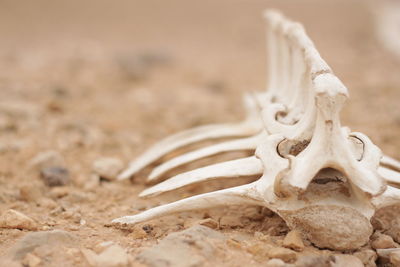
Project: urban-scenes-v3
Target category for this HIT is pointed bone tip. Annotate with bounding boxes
[138,189,156,198]
[148,169,162,181]
[111,216,135,225]
[117,165,142,180]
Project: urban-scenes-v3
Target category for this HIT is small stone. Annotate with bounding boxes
[40,166,70,187]
[128,226,148,239]
[198,218,219,229]
[50,187,70,198]
[246,242,272,262]
[93,241,114,254]
[265,258,286,267]
[138,225,226,267]
[296,255,332,267]
[82,245,129,267]
[9,230,77,260]
[0,209,38,230]
[29,150,64,170]
[219,215,244,228]
[267,247,297,263]
[371,232,397,249]
[353,249,377,267]
[283,230,304,251]
[21,253,41,267]
[37,198,58,209]
[19,184,42,202]
[92,157,123,181]
[390,250,400,266]
[226,239,242,249]
[331,254,363,267]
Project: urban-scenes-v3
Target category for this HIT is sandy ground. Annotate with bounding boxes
[0,0,399,266]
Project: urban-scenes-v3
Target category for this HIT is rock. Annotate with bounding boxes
[283,230,304,251]
[92,157,123,181]
[185,218,219,229]
[330,254,363,267]
[21,253,41,267]
[19,183,43,202]
[265,258,286,267]
[128,226,148,239]
[282,206,372,250]
[390,250,400,266]
[40,166,70,187]
[9,230,77,260]
[219,215,244,228]
[198,218,219,229]
[138,225,226,267]
[0,209,38,230]
[82,245,130,267]
[226,239,242,249]
[29,150,64,170]
[376,248,400,259]
[353,249,377,267]
[49,186,70,198]
[267,247,297,263]
[93,241,115,254]
[371,232,397,249]
[296,255,332,267]
[372,204,400,243]
[246,242,272,262]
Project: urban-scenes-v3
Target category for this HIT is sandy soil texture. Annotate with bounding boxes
[0,0,399,266]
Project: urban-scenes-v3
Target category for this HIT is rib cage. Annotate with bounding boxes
[113,10,400,251]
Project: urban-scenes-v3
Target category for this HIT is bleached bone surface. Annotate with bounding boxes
[114,10,400,251]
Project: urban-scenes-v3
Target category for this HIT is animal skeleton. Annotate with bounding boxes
[113,10,400,250]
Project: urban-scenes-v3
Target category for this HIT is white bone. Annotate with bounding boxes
[113,9,400,251]
[140,156,263,197]
[112,183,264,225]
[148,132,264,181]
[381,154,400,172]
[118,94,262,180]
[378,166,400,184]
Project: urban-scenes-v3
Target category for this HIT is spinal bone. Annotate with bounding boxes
[113,10,400,250]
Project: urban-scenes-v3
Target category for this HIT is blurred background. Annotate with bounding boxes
[0,0,399,174]
[0,0,400,264]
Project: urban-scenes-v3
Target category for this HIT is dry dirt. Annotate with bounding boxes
[0,0,399,266]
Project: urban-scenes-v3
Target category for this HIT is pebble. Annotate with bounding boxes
[267,247,297,263]
[9,230,77,260]
[50,187,70,198]
[390,250,400,266]
[283,230,304,252]
[40,166,70,187]
[19,184,42,202]
[353,249,377,267]
[0,209,38,231]
[246,242,272,262]
[331,254,363,267]
[21,253,41,267]
[92,157,124,181]
[128,226,148,239]
[198,218,219,229]
[265,258,286,267]
[82,245,130,267]
[371,232,397,249]
[138,225,226,267]
[29,150,64,170]
[185,218,219,229]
